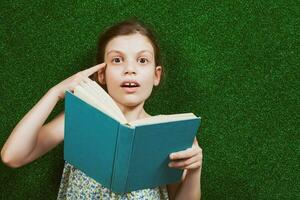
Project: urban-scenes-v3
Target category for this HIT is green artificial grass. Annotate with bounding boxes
[0,1,299,199]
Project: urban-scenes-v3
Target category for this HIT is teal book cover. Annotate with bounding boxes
[64,90,201,194]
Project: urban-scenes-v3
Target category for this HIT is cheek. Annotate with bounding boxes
[143,68,156,84]
[105,66,118,83]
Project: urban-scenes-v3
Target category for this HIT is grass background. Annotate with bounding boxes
[0,0,299,199]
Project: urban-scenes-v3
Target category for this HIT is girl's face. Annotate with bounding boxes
[98,33,162,108]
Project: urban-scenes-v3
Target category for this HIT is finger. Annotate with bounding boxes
[193,137,199,146]
[79,79,86,87]
[170,147,199,160]
[71,82,82,92]
[185,161,202,170]
[169,154,200,168]
[171,152,202,168]
[76,73,91,85]
[83,63,106,77]
[83,76,93,83]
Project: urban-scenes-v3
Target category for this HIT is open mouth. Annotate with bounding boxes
[120,81,140,88]
[120,81,140,93]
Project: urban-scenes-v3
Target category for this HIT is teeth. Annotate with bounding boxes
[123,82,137,86]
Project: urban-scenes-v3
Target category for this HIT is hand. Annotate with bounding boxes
[168,137,203,170]
[51,63,106,100]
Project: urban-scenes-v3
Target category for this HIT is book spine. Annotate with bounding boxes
[110,124,135,194]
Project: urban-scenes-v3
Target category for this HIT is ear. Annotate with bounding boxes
[154,66,162,86]
[97,66,106,85]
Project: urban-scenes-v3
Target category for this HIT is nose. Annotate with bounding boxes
[123,61,137,75]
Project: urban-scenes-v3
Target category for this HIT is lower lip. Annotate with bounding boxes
[121,86,139,93]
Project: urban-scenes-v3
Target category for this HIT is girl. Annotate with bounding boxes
[1,18,203,200]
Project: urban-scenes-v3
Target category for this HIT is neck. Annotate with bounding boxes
[115,100,150,123]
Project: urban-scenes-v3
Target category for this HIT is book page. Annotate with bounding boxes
[78,80,127,124]
[73,82,127,124]
[129,113,198,126]
[87,80,127,123]
[73,84,119,121]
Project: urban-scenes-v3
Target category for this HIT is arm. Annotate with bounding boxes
[1,88,63,168]
[1,63,107,168]
[166,169,187,200]
[167,138,203,200]
[174,168,202,199]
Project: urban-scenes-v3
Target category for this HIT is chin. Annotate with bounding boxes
[110,95,143,108]
[120,98,145,107]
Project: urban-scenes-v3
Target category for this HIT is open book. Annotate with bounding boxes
[63,78,201,194]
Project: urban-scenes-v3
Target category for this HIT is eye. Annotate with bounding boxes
[138,57,149,64]
[112,57,123,64]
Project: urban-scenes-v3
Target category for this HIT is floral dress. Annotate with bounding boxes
[57,161,170,200]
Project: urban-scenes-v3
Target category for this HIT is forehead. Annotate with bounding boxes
[105,33,154,55]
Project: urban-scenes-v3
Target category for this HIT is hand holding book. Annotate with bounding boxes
[169,137,203,170]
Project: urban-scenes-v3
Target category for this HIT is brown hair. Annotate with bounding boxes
[91,17,164,90]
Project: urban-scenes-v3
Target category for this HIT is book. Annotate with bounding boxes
[63,78,201,194]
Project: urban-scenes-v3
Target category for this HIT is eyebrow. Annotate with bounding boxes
[106,50,153,56]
